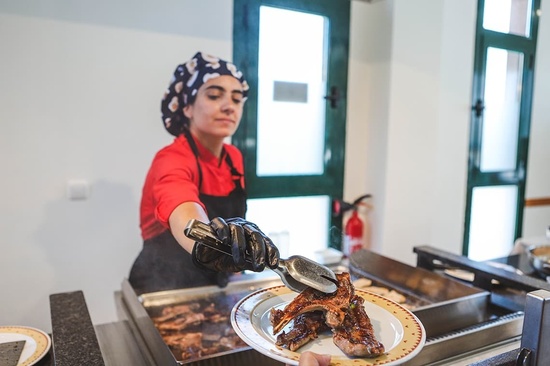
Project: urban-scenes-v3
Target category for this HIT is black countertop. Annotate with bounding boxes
[49,291,105,366]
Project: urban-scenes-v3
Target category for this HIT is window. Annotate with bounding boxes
[464,0,541,260]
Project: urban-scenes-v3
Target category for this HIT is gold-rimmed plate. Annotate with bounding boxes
[0,326,51,366]
[231,286,425,366]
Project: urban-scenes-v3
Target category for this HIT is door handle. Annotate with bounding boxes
[472,99,485,117]
[324,86,340,109]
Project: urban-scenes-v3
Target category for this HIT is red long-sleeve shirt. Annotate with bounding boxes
[139,135,244,240]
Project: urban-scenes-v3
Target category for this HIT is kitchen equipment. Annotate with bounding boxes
[115,246,548,366]
[527,245,550,278]
[517,289,550,365]
[118,276,287,365]
[351,248,530,366]
[0,340,26,366]
[184,219,337,293]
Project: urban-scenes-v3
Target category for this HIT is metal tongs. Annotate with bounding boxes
[184,219,338,293]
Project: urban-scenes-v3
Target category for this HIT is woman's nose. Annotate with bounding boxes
[221,97,235,113]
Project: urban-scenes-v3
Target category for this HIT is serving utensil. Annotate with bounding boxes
[184,219,338,293]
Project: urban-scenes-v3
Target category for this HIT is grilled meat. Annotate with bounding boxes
[155,312,205,332]
[152,303,201,323]
[275,311,330,351]
[270,272,385,358]
[163,332,202,355]
[332,294,385,357]
[150,298,246,362]
[270,272,354,334]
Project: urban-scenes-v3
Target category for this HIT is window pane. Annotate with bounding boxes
[483,0,532,37]
[257,6,328,176]
[468,186,517,261]
[481,47,523,172]
[245,196,329,258]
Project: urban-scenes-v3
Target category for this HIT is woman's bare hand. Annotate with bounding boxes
[288,351,331,366]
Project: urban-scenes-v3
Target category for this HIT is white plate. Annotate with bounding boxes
[0,326,51,366]
[231,286,426,366]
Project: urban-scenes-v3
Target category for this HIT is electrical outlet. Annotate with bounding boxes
[66,180,90,200]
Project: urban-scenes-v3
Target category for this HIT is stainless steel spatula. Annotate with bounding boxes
[184,219,338,293]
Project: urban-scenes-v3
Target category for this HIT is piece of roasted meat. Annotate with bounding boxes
[270,272,385,358]
[270,272,354,334]
[274,311,330,351]
[333,294,385,357]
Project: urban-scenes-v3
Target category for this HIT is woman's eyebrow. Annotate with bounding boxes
[205,85,244,95]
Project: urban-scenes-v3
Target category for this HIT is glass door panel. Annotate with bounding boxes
[483,0,533,37]
[257,6,328,176]
[468,186,518,261]
[481,48,524,172]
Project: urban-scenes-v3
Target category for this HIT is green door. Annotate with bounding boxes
[233,0,350,256]
[464,0,541,260]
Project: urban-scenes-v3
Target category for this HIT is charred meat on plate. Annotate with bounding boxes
[270,272,386,358]
[270,271,354,334]
[274,311,331,351]
[333,294,385,357]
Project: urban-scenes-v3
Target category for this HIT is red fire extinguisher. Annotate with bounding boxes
[344,209,364,256]
[333,194,372,256]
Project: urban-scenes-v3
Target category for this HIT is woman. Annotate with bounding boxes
[129,52,279,294]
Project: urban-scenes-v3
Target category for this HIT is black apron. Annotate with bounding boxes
[129,132,247,295]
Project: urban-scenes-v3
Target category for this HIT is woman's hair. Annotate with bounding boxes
[160,52,249,137]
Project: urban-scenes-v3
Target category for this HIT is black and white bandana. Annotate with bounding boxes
[161,52,249,136]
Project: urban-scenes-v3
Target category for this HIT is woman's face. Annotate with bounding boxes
[184,75,245,139]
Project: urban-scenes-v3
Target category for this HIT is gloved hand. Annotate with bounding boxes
[192,217,280,273]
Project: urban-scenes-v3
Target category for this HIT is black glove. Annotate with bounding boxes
[192,217,280,273]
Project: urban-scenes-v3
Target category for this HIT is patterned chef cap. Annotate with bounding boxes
[161,52,249,136]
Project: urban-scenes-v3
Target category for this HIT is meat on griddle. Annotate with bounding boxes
[152,303,201,323]
[150,298,246,362]
[270,272,385,358]
[155,311,205,332]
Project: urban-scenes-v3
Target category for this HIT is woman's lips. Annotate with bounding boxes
[216,118,236,125]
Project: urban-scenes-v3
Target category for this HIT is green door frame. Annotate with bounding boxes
[463,0,541,255]
[232,0,350,200]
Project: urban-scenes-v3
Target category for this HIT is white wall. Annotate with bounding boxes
[0,0,548,333]
[0,0,234,332]
[347,0,477,265]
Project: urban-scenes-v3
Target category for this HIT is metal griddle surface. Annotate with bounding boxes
[138,276,284,364]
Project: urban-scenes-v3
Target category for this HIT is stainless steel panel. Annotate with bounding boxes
[403,312,523,366]
[519,289,550,365]
[349,249,492,337]
[121,279,179,366]
[95,321,152,366]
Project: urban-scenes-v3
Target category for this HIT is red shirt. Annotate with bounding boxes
[140,134,245,240]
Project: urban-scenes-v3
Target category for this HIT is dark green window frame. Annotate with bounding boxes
[463,0,541,255]
[231,0,350,202]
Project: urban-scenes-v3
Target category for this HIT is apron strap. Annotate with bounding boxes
[183,130,243,191]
